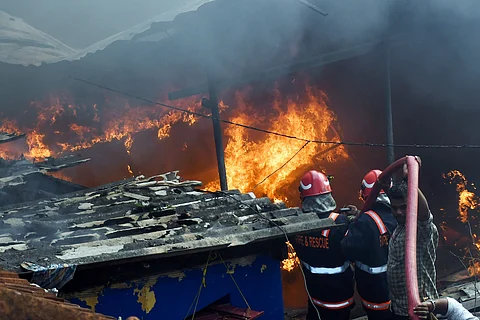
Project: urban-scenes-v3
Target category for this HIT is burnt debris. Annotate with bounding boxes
[0,171,338,272]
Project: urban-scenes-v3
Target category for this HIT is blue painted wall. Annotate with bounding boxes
[69,254,284,320]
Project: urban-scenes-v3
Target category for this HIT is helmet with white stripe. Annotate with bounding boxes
[299,170,332,199]
[361,169,391,200]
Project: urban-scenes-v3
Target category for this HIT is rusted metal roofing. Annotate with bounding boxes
[0,269,114,319]
[0,171,337,272]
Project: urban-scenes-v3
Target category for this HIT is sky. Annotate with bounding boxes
[0,0,180,48]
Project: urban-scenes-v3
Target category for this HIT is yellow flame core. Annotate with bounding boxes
[205,86,349,201]
[282,241,300,272]
[0,95,204,160]
[444,170,480,276]
[444,170,479,223]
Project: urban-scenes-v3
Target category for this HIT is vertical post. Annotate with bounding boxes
[207,78,228,191]
[385,43,395,165]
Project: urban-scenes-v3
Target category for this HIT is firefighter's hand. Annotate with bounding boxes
[413,301,432,319]
[403,156,422,177]
[403,163,408,178]
[342,205,360,216]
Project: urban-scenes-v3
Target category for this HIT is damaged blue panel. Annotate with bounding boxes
[69,254,284,320]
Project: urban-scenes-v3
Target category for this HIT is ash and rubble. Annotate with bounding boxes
[0,149,90,205]
[0,170,337,272]
[0,131,26,144]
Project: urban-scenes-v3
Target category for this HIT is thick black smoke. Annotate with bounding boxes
[1,0,480,228]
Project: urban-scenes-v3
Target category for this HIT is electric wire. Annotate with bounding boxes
[252,141,310,190]
[201,189,324,320]
[72,77,480,150]
[184,252,215,320]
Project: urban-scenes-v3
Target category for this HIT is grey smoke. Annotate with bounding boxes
[0,0,180,49]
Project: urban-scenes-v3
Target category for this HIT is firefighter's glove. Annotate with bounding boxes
[342,205,360,217]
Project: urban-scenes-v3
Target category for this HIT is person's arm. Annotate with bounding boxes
[417,188,432,222]
[340,217,368,262]
[414,297,478,320]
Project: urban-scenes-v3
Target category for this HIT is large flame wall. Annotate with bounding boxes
[0,77,350,206]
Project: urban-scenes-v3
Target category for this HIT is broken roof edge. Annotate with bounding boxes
[47,0,215,64]
[0,131,26,144]
[52,213,339,269]
[0,170,340,273]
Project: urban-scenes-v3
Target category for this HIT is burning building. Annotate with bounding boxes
[0,129,89,205]
[0,171,338,319]
[1,0,480,318]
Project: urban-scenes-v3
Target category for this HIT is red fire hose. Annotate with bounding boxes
[360,157,406,211]
[361,156,421,320]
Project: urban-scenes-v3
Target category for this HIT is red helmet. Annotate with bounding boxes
[361,169,391,200]
[299,170,332,199]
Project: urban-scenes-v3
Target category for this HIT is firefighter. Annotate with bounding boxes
[293,170,354,320]
[341,169,398,320]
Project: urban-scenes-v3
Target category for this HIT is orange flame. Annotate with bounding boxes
[444,170,480,276]
[0,95,205,160]
[0,83,346,206]
[206,86,348,202]
[444,170,479,223]
[46,171,74,183]
[282,241,300,272]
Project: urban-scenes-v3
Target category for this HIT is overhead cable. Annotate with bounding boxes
[72,77,480,149]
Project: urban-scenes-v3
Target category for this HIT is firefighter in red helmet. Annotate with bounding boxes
[341,169,398,320]
[294,170,354,320]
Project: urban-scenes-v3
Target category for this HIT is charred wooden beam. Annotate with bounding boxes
[0,132,26,144]
[385,43,395,165]
[206,77,228,191]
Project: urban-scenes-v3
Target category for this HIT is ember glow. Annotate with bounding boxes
[282,241,300,272]
[0,95,204,160]
[0,82,348,202]
[444,170,480,276]
[444,170,479,223]
[206,86,349,202]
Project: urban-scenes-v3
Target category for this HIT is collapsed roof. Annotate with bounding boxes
[0,131,26,144]
[0,171,336,272]
[0,155,89,206]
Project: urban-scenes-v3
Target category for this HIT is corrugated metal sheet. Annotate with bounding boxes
[0,269,115,319]
[53,0,214,63]
[0,10,76,65]
[0,171,337,271]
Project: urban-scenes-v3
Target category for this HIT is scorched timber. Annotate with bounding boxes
[0,131,26,144]
[0,171,339,271]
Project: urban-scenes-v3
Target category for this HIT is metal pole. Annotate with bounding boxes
[385,44,395,165]
[207,78,228,191]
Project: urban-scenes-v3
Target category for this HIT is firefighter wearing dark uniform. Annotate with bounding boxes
[341,169,398,320]
[294,170,354,320]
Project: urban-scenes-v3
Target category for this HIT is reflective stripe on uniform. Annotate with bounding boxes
[364,210,387,234]
[321,212,340,237]
[361,298,391,311]
[355,261,387,274]
[312,296,355,310]
[302,260,351,275]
